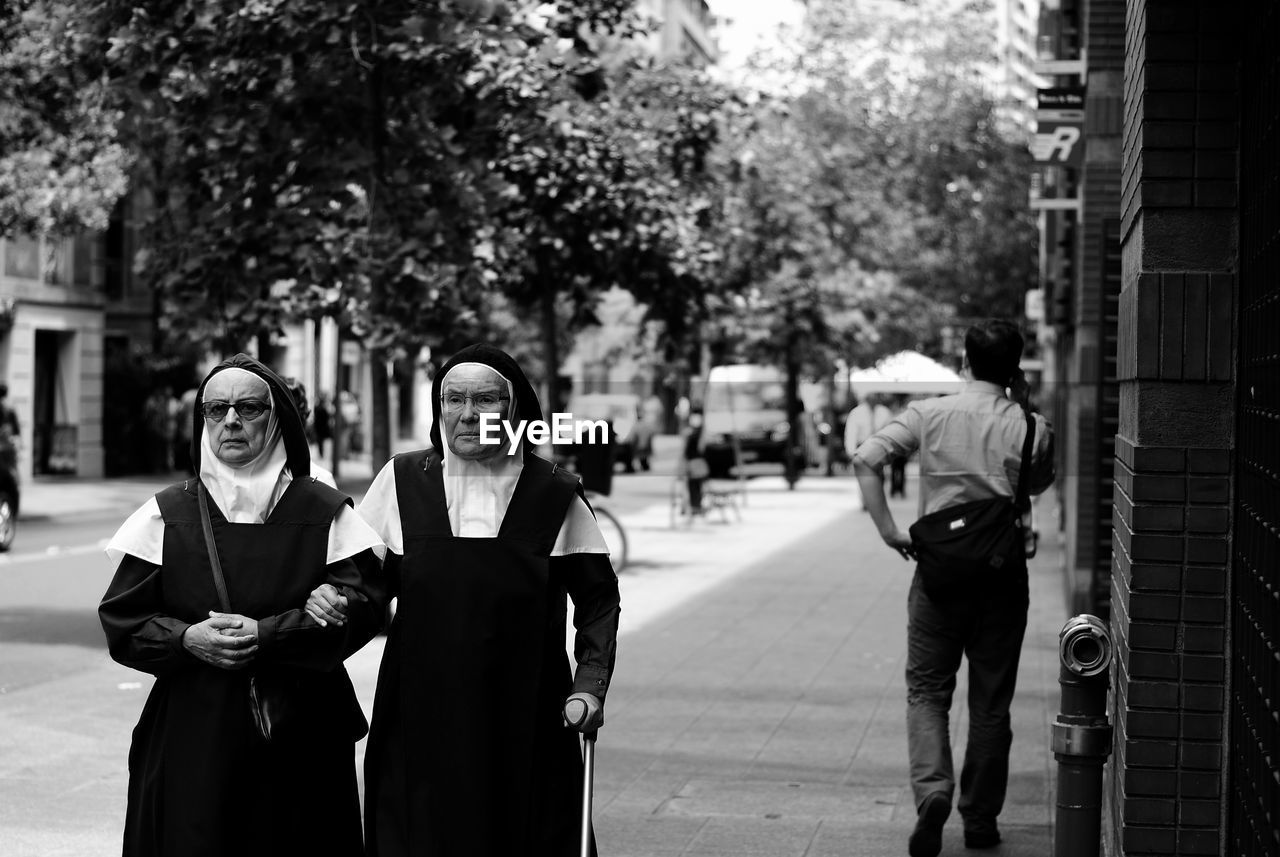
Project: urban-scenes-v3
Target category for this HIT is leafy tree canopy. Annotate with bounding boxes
[0,0,131,237]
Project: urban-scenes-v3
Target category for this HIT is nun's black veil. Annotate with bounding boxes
[191,353,310,476]
[428,344,544,455]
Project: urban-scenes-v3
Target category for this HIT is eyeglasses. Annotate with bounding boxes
[440,393,509,413]
[200,400,271,422]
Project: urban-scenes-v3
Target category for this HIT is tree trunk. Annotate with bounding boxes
[364,21,391,476]
[330,328,343,482]
[538,262,560,421]
[784,308,802,490]
[369,345,392,475]
[824,369,837,477]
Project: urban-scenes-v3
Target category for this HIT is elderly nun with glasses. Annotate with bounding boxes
[98,354,387,857]
[305,343,621,857]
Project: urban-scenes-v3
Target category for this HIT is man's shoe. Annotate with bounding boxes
[963,828,1001,849]
[908,792,951,857]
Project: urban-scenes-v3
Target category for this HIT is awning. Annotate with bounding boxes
[848,351,964,396]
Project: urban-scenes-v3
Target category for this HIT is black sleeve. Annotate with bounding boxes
[382,550,403,600]
[255,548,388,671]
[555,552,620,701]
[99,554,195,677]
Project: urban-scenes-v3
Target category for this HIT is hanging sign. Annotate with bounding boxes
[1032,87,1086,167]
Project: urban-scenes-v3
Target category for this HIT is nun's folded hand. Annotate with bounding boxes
[305,583,349,627]
[182,612,258,670]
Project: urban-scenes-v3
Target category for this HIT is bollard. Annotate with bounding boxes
[1053,614,1113,857]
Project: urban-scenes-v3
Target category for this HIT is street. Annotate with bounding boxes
[0,449,1067,857]
[0,515,134,695]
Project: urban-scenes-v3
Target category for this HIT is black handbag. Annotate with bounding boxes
[907,406,1036,600]
[197,482,297,743]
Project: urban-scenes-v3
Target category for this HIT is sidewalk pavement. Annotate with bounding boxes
[589,480,1067,857]
[0,472,1070,857]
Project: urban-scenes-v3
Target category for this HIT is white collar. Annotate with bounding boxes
[964,380,1008,397]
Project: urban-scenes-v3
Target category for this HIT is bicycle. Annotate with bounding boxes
[584,491,628,573]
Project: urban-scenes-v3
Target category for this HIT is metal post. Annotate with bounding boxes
[578,730,596,857]
[1053,614,1113,857]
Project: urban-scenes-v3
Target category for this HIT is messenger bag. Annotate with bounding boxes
[907,405,1035,600]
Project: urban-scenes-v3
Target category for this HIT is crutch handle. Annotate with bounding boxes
[564,697,589,728]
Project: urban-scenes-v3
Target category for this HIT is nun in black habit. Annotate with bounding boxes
[307,344,620,857]
[99,354,387,857]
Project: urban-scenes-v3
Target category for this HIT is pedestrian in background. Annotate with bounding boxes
[284,376,337,488]
[0,382,19,476]
[681,407,709,516]
[306,343,620,857]
[338,389,362,456]
[888,394,911,499]
[143,386,174,473]
[844,394,892,509]
[0,382,20,443]
[851,320,1055,857]
[98,354,386,857]
[173,386,199,475]
[314,392,333,460]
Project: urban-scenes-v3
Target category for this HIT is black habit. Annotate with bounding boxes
[99,354,385,857]
[364,344,620,857]
[100,479,384,856]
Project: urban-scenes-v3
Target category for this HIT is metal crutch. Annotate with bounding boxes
[563,697,598,857]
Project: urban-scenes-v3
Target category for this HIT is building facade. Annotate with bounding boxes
[987,0,1044,133]
[637,0,718,66]
[0,233,107,480]
[1034,0,1124,615]
[1034,2,1280,854]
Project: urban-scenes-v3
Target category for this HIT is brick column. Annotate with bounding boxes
[1112,1,1238,854]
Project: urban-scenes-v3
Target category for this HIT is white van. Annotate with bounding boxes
[698,365,818,478]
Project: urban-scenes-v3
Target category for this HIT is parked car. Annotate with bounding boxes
[0,432,19,551]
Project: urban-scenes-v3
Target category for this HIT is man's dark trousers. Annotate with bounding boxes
[904,567,1028,834]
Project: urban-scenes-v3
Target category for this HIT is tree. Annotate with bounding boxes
[480,44,740,415]
[671,0,1036,479]
[89,0,648,466]
[0,0,131,238]
[717,0,1037,362]
[779,0,1038,320]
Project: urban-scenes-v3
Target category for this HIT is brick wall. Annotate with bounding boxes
[1112,1,1239,854]
[1229,2,1280,853]
[1111,437,1230,854]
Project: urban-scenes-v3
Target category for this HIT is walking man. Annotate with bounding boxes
[851,320,1055,857]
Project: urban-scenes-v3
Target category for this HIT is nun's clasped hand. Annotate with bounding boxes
[305,583,349,627]
[182,611,259,669]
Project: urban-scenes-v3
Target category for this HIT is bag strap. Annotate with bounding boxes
[1014,407,1036,513]
[196,481,233,613]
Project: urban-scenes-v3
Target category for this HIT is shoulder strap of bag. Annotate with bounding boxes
[1014,407,1036,513]
[196,481,233,613]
